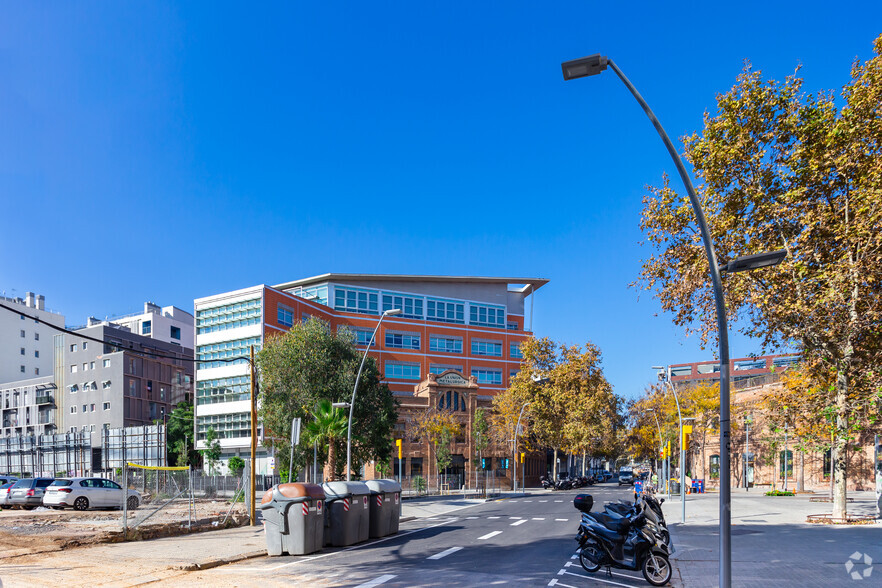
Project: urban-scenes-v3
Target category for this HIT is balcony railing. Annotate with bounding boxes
[35,395,54,405]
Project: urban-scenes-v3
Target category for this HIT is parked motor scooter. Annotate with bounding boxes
[603,497,671,548]
[573,494,672,586]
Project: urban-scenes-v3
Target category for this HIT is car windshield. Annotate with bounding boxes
[50,479,73,487]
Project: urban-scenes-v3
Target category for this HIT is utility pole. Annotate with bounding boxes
[249,345,256,526]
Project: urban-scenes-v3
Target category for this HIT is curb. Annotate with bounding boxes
[179,549,267,571]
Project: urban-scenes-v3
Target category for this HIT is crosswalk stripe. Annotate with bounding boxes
[478,530,503,540]
[427,546,463,560]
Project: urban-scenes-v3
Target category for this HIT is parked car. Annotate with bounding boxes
[43,477,140,511]
[9,477,55,509]
[618,469,634,485]
[0,475,19,486]
[0,482,15,508]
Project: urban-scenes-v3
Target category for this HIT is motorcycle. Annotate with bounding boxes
[540,476,554,490]
[556,477,573,491]
[603,496,671,548]
[573,494,672,586]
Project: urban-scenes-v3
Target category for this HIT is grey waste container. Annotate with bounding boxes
[366,479,402,538]
[259,483,325,556]
[322,481,371,547]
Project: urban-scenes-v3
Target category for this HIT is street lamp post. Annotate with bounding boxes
[783,412,789,492]
[513,402,530,492]
[653,366,689,523]
[343,308,401,482]
[561,54,787,588]
[745,413,753,491]
[649,409,664,492]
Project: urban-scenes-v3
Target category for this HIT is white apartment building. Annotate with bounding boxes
[109,302,195,349]
[0,292,65,384]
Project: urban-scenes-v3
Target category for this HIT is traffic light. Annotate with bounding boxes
[395,438,402,460]
[481,458,487,469]
[520,452,525,464]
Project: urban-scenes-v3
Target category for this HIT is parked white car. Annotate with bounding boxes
[43,477,140,511]
[0,482,14,508]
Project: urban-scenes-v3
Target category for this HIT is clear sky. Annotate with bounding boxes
[2,3,879,400]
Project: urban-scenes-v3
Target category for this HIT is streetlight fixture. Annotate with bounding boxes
[513,402,530,492]
[345,308,402,482]
[562,53,787,588]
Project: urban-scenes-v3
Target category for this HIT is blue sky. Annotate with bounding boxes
[2,3,879,400]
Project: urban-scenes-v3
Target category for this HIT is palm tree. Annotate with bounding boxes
[304,399,348,481]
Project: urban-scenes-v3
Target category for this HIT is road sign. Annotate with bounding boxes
[292,418,301,445]
[268,457,276,471]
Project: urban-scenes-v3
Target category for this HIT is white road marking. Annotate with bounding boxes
[547,580,558,587]
[562,569,636,587]
[523,500,533,502]
[555,518,569,522]
[510,519,528,526]
[426,517,439,520]
[487,516,500,519]
[539,500,548,503]
[354,574,397,588]
[427,546,463,560]
[532,517,545,520]
[478,530,503,540]
[509,500,519,503]
[465,516,479,519]
[554,500,563,503]
[509,516,522,519]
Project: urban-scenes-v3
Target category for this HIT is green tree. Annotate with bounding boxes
[257,317,398,482]
[414,408,461,487]
[228,456,245,476]
[201,427,222,475]
[303,399,348,481]
[635,37,882,518]
[164,402,196,467]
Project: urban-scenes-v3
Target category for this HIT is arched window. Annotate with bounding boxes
[446,390,451,410]
[438,394,443,410]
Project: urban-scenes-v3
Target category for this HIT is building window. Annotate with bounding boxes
[70,406,76,414]
[196,298,262,334]
[510,369,519,381]
[471,368,503,385]
[103,402,111,411]
[196,375,250,405]
[346,327,377,347]
[438,390,466,412]
[197,337,262,369]
[103,359,111,368]
[90,404,96,412]
[70,384,78,393]
[385,331,420,350]
[430,364,463,375]
[90,361,95,370]
[469,304,506,328]
[382,294,424,319]
[426,299,464,324]
[71,343,77,352]
[82,404,87,413]
[102,381,111,389]
[709,455,720,479]
[20,314,25,320]
[510,342,523,359]
[20,365,25,373]
[20,347,25,355]
[277,305,294,327]
[471,340,503,357]
[142,321,152,335]
[334,287,379,315]
[429,336,462,354]
[20,330,25,338]
[34,332,39,341]
[507,321,518,331]
[34,350,39,358]
[34,368,39,375]
[83,363,88,371]
[196,412,252,440]
[385,361,421,380]
[170,326,181,340]
[83,341,88,350]
[129,380,138,397]
[71,365,78,373]
[823,448,831,478]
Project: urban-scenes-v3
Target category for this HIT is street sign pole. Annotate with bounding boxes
[289,418,301,483]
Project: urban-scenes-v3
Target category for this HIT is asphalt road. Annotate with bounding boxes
[170,482,662,588]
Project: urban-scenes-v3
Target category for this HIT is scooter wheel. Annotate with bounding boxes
[661,529,671,546]
[579,545,603,573]
[642,552,672,586]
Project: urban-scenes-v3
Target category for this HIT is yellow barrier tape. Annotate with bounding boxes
[126,462,190,471]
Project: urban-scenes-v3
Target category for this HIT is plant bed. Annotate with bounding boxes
[806,513,877,525]
[764,490,795,496]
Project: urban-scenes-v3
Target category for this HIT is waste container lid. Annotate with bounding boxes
[322,481,370,501]
[260,483,325,504]
[365,479,401,494]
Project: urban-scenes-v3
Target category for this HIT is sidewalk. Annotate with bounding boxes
[665,488,880,587]
[0,492,508,588]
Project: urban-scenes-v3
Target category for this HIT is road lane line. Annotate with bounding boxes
[487,516,500,519]
[510,519,528,526]
[508,516,522,519]
[532,517,545,520]
[523,500,533,502]
[427,546,463,560]
[478,531,503,540]
[555,518,568,521]
[554,500,563,503]
[539,500,548,503]
[354,574,397,588]
[465,516,479,519]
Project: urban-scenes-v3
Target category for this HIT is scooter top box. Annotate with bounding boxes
[573,494,594,513]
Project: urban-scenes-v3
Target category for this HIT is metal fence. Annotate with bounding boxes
[0,432,91,476]
[398,471,507,497]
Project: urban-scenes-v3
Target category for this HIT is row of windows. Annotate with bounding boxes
[385,332,420,350]
[429,336,462,353]
[471,340,503,357]
[384,362,505,385]
[197,337,261,369]
[335,287,379,314]
[438,390,467,412]
[196,412,252,440]
[70,401,111,413]
[196,376,251,405]
[196,299,262,334]
[427,299,465,324]
[69,381,108,392]
[382,294,423,319]
[469,304,506,328]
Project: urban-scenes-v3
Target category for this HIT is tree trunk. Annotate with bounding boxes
[328,440,337,482]
[833,367,849,519]
[552,447,559,482]
[797,450,805,492]
[582,452,586,476]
